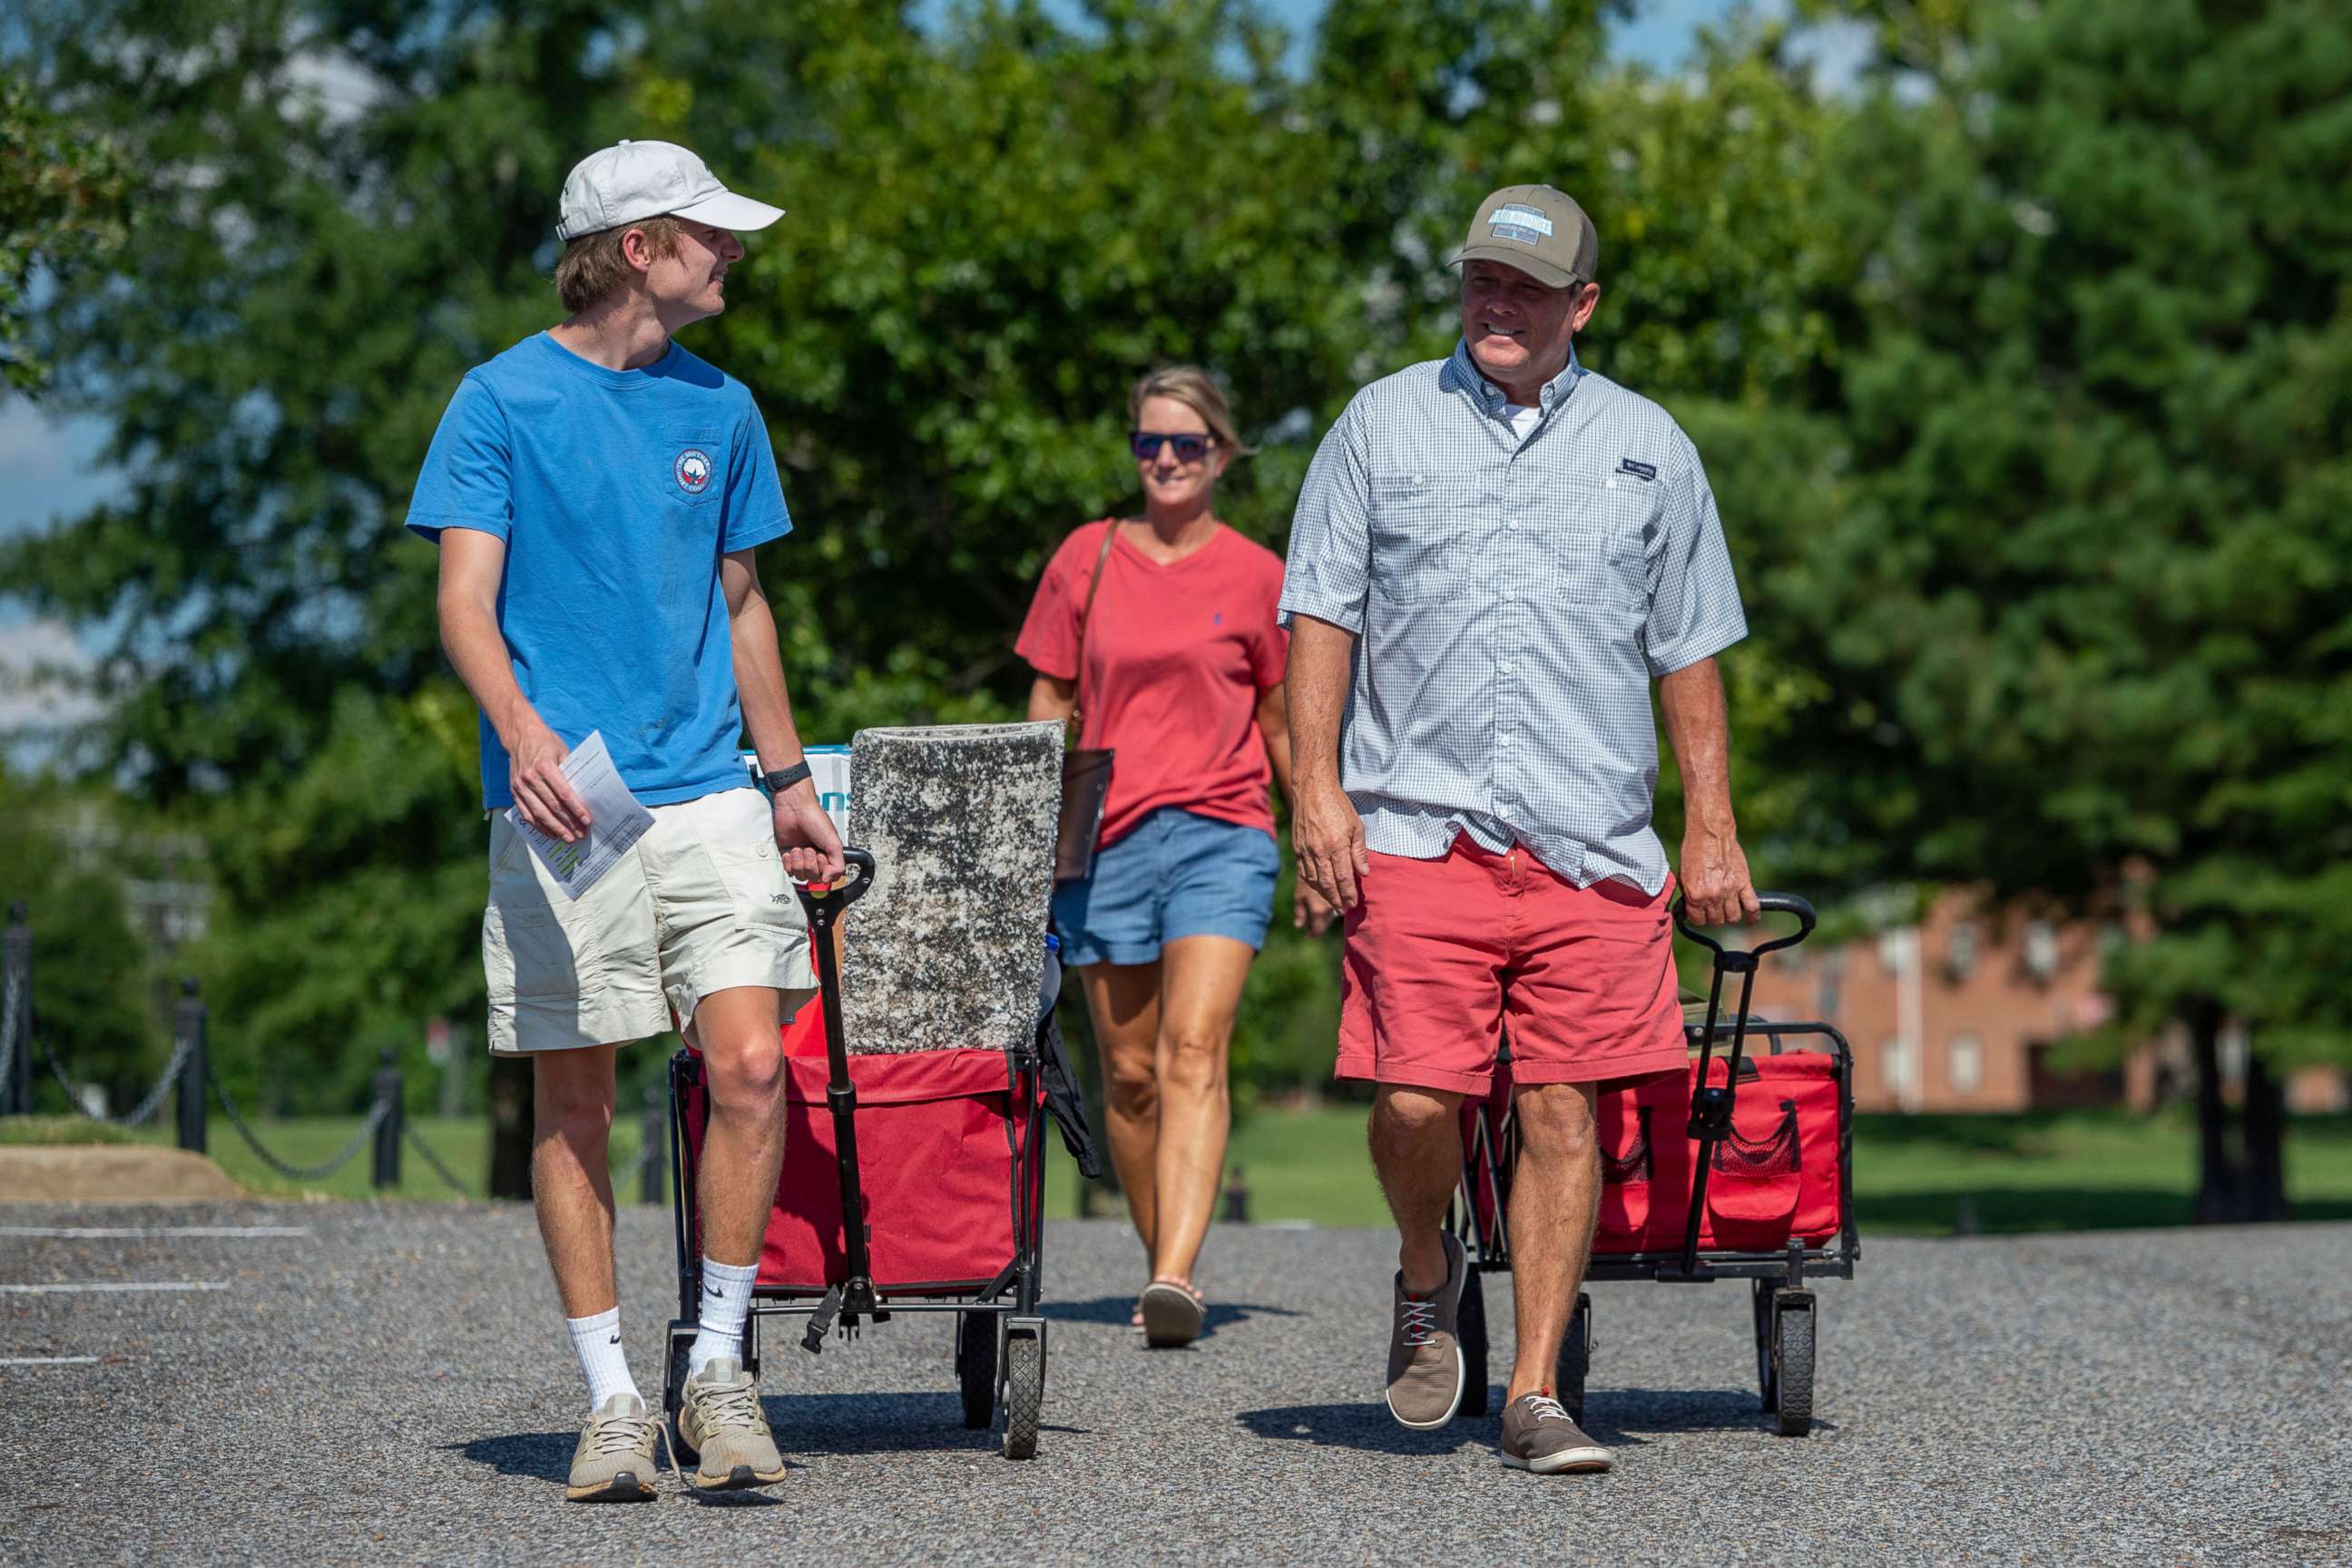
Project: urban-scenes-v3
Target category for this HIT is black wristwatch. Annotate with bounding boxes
[760,760,813,796]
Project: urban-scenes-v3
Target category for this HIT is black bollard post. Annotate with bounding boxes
[174,979,207,1154]
[485,1056,534,1200]
[3,902,30,1116]
[1221,1163,1252,1225]
[372,1047,404,1191]
[640,1076,665,1207]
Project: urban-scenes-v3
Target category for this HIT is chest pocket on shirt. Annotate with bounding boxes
[1545,475,1651,612]
[658,433,725,513]
[1367,474,1467,603]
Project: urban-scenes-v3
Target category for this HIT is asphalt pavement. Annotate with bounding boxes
[2,1201,2347,1566]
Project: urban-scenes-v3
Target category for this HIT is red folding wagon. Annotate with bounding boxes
[660,848,1098,1460]
[1450,893,1857,1436]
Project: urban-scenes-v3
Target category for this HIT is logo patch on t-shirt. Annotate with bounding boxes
[674,447,713,495]
[1617,457,1657,482]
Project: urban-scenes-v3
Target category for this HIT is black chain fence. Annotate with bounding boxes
[18,1006,658,1205]
[0,907,681,1206]
[400,1120,477,1197]
[5,947,472,1194]
[24,1005,415,1186]
[42,1026,199,1130]
[201,1055,393,1182]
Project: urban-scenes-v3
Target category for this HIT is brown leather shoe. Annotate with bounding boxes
[1499,1389,1613,1474]
[1384,1232,1467,1429]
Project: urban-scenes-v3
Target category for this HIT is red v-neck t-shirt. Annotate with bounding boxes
[1017,520,1289,850]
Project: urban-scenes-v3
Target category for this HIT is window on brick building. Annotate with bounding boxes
[1945,922,1979,982]
[1949,1033,1984,1097]
[2024,920,2061,982]
[1881,1037,1911,1101]
[1812,948,1845,1023]
[1878,930,1910,978]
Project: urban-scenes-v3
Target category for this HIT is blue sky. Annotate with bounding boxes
[0,1,1756,573]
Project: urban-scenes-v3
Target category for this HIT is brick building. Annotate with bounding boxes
[1736,891,2347,1114]
[1738,892,2123,1112]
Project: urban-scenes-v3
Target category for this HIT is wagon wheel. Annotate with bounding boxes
[1555,1291,1592,1424]
[1455,1265,1491,1418]
[1772,1294,1816,1437]
[1001,1318,1046,1460]
[1752,1279,1779,1411]
[956,1311,998,1430]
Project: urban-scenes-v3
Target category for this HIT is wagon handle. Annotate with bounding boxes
[793,846,877,915]
[1671,890,1816,1279]
[791,844,881,1350]
[1672,891,1816,965]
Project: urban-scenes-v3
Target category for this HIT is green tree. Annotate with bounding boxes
[0,68,126,392]
[1768,0,2352,1219]
[6,0,1862,1138]
[0,770,170,1104]
[7,0,658,1152]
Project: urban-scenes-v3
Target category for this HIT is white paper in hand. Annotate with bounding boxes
[505,731,654,899]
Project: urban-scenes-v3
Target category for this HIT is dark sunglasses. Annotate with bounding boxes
[1130,431,1215,463]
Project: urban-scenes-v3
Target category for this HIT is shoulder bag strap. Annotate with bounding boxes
[1066,521,1120,745]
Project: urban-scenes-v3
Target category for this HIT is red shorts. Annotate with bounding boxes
[1336,835,1687,1096]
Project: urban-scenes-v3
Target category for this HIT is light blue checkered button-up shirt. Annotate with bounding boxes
[1278,341,1747,895]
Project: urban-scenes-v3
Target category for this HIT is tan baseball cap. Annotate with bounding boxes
[1451,184,1598,289]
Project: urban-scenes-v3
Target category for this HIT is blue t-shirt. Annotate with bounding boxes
[406,332,793,809]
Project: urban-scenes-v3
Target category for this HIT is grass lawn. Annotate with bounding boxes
[13,1104,2350,1238]
[1063,1103,2352,1236]
[1849,1107,2352,1233]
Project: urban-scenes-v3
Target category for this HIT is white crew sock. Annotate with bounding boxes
[566,1307,640,1412]
[688,1257,760,1378]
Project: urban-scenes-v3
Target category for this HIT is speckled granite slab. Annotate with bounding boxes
[838,721,1062,1054]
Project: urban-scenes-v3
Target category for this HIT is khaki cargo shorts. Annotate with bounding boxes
[482,786,817,1054]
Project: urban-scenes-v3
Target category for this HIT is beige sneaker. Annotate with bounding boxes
[1499,1390,1613,1475]
[676,1357,787,1491]
[566,1392,660,1503]
[1385,1232,1467,1429]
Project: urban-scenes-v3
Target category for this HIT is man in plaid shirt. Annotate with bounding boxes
[1280,184,1759,1475]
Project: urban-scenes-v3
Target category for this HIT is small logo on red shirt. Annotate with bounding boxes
[675,447,712,495]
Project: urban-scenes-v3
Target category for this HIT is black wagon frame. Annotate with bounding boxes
[1448,894,1860,1436]
[658,848,1056,1460]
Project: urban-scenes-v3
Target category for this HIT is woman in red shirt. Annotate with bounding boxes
[1017,366,1333,1348]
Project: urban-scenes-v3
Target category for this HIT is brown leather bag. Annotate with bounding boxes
[1054,524,1120,882]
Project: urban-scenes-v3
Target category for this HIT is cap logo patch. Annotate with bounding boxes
[1489,203,1554,246]
[675,447,713,495]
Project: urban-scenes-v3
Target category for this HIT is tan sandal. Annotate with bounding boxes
[1140,1276,1206,1348]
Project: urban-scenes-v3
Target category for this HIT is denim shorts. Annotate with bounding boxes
[1051,808,1279,967]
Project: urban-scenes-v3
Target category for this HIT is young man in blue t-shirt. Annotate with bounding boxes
[408,140,843,1501]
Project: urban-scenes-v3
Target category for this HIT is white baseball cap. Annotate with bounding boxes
[554,139,785,241]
